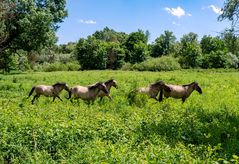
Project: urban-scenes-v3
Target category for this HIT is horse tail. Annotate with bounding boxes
[28,87,35,97]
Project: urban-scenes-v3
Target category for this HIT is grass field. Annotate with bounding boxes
[0,70,239,163]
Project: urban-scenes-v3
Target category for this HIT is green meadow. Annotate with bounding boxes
[0,70,239,163]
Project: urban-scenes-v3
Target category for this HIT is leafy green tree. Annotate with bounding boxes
[106,42,125,69]
[124,30,149,64]
[221,30,239,55]
[75,37,108,70]
[57,42,76,54]
[218,0,239,33]
[0,0,67,72]
[200,35,227,54]
[93,27,128,43]
[200,51,232,68]
[178,32,202,68]
[151,30,176,57]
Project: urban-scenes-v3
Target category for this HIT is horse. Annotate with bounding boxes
[68,82,109,103]
[128,81,171,102]
[28,82,70,104]
[158,81,202,103]
[98,79,117,100]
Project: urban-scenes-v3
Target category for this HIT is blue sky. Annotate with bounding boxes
[56,0,230,44]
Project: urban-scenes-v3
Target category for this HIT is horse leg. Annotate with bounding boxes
[32,95,39,104]
[182,97,186,103]
[158,90,163,102]
[107,95,112,100]
[56,95,63,101]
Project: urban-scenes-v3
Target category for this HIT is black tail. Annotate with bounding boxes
[28,87,35,97]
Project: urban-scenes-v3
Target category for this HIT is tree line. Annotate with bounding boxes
[1,0,239,73]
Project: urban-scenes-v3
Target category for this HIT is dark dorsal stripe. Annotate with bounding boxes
[88,82,102,90]
[53,82,66,87]
[182,82,196,87]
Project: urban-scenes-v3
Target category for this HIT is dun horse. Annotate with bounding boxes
[28,82,70,104]
[129,81,171,101]
[98,79,117,100]
[158,81,202,103]
[68,82,109,103]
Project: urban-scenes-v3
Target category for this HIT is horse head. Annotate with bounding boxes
[105,79,118,89]
[111,80,118,89]
[193,82,202,94]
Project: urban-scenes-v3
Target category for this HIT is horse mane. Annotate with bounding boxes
[151,81,165,87]
[88,82,103,90]
[182,82,197,87]
[52,82,66,87]
[104,79,114,85]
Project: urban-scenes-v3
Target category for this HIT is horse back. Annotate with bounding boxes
[164,84,186,98]
[35,85,54,96]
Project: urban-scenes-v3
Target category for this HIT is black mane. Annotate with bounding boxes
[53,82,66,87]
[182,82,197,87]
[88,82,103,90]
[104,79,114,85]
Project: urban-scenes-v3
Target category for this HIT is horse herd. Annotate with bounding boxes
[28,79,202,104]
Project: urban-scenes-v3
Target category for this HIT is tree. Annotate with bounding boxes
[0,0,67,72]
[106,42,125,69]
[151,30,176,57]
[75,37,108,70]
[93,27,128,43]
[218,0,239,34]
[200,35,227,54]
[124,30,149,64]
[178,32,202,68]
[221,30,239,55]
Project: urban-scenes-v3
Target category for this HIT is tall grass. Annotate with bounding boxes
[0,70,239,163]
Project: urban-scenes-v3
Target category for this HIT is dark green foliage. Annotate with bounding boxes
[57,42,76,54]
[75,37,108,70]
[200,35,227,54]
[124,30,149,64]
[106,42,125,69]
[0,0,67,72]
[150,31,176,57]
[178,32,202,68]
[0,52,17,73]
[0,0,67,52]
[200,51,234,68]
[93,27,128,43]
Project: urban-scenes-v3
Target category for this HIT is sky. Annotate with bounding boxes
[56,0,230,44]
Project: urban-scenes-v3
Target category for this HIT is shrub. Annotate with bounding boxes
[121,63,133,71]
[199,51,238,68]
[132,56,181,71]
[39,62,80,72]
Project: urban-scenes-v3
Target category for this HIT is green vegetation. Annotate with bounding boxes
[0,70,239,163]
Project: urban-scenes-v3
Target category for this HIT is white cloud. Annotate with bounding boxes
[78,19,97,24]
[209,5,223,14]
[165,6,191,18]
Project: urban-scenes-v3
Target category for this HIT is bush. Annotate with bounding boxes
[35,62,80,72]
[132,56,181,71]
[121,63,133,71]
[199,51,238,68]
